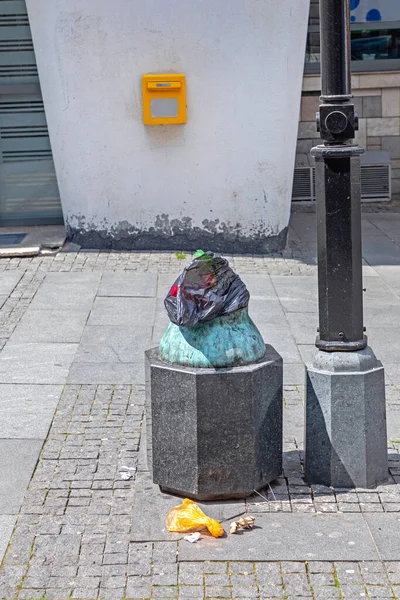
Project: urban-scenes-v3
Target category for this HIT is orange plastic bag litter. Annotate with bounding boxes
[166,498,224,538]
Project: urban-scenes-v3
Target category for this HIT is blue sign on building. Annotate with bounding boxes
[350,0,400,23]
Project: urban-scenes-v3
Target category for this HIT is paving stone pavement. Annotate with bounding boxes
[0,212,400,598]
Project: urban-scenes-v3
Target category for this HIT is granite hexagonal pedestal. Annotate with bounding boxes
[305,346,388,489]
[145,345,283,500]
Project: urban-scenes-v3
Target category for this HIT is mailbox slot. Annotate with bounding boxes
[142,74,186,125]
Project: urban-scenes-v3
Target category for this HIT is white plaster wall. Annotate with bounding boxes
[27,0,309,251]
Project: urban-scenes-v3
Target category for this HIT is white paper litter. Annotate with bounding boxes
[119,465,135,481]
[184,532,202,543]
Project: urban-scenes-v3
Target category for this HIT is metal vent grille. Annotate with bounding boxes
[0,0,63,226]
[0,94,60,222]
[292,165,391,203]
[361,165,390,199]
[292,168,314,200]
[0,1,38,84]
[0,98,52,162]
[0,99,44,113]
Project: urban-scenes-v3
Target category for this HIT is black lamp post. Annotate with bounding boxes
[314,0,365,353]
[304,0,388,488]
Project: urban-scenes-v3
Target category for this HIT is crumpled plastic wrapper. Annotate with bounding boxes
[165,250,249,328]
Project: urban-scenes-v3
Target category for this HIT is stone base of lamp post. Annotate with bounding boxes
[145,345,283,501]
[305,346,388,488]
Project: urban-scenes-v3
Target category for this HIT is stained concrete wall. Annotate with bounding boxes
[27,0,309,252]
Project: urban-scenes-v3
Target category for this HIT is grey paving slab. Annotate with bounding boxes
[0,384,62,438]
[178,513,379,561]
[367,217,400,242]
[0,439,43,513]
[240,274,277,299]
[247,301,301,363]
[288,224,301,242]
[364,310,400,332]
[387,410,400,440]
[152,324,169,346]
[284,413,304,444]
[131,470,246,542]
[0,272,23,295]
[67,361,144,384]
[9,310,89,343]
[271,276,318,313]
[362,218,385,236]
[43,272,102,285]
[0,295,7,309]
[261,332,302,364]
[285,313,319,346]
[362,265,379,277]
[365,514,400,560]
[373,266,400,295]
[298,345,316,366]
[289,213,317,242]
[98,272,157,297]
[364,328,400,364]
[29,283,98,312]
[384,364,400,386]
[0,515,16,563]
[153,296,170,326]
[249,299,288,324]
[362,238,400,267]
[284,363,306,386]
[362,278,400,306]
[87,297,156,326]
[0,343,78,384]
[368,213,400,222]
[74,325,153,363]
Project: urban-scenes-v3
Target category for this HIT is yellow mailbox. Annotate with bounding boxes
[142,74,186,125]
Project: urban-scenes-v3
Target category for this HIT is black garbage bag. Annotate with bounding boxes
[164,250,250,328]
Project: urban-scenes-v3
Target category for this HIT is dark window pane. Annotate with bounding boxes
[351,28,400,60]
[305,28,400,64]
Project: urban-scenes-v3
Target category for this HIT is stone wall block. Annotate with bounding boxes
[382,88,400,117]
[301,95,320,122]
[297,139,315,154]
[382,136,400,159]
[355,118,367,149]
[353,96,363,117]
[298,121,318,139]
[363,96,382,118]
[358,73,400,88]
[367,118,400,137]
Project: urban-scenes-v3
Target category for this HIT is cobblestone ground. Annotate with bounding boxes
[0,236,400,599]
[0,383,398,599]
[0,249,317,277]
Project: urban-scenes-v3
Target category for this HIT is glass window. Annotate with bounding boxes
[351,28,400,61]
[304,0,400,73]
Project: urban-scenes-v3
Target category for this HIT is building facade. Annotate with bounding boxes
[296,0,400,204]
[0,0,398,247]
[24,0,309,252]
